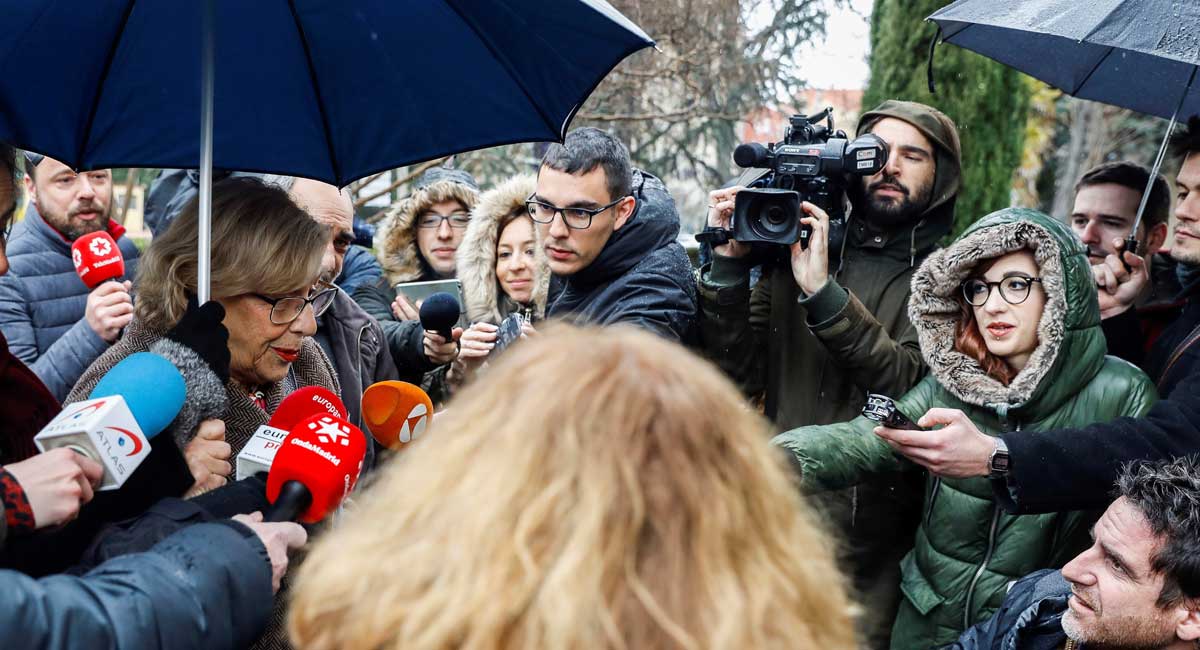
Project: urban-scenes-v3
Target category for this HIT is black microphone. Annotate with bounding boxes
[734,142,770,168]
[419,292,461,341]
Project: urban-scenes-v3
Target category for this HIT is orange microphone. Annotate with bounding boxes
[360,381,433,450]
[71,231,125,289]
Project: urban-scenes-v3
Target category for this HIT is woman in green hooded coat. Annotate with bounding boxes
[774,208,1157,650]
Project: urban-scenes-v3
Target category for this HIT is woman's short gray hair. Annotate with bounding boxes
[135,176,329,332]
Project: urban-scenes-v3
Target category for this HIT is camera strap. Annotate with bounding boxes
[695,227,733,248]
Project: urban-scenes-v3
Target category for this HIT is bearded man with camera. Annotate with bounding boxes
[696,100,962,650]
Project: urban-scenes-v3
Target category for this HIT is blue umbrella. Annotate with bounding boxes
[0,0,653,299]
[928,0,1200,256]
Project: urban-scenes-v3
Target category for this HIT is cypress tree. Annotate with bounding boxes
[863,0,1030,237]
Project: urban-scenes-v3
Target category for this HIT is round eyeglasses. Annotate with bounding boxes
[962,276,1043,307]
[252,282,338,325]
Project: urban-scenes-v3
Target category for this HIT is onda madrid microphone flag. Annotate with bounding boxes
[71,231,125,289]
[265,413,366,523]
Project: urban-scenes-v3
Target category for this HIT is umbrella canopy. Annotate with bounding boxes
[0,0,653,187]
[928,0,1200,250]
[929,0,1200,121]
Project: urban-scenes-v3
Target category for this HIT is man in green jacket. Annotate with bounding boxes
[697,100,962,649]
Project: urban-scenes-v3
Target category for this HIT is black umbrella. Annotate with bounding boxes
[928,0,1200,256]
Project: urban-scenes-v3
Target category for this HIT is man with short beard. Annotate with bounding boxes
[698,100,962,649]
[949,457,1200,650]
[0,154,138,400]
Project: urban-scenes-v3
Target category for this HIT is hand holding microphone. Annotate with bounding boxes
[420,292,463,365]
[73,231,132,343]
[231,511,308,593]
[183,419,232,497]
[4,448,104,528]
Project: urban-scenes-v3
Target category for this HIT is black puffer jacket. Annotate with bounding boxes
[546,170,697,343]
[946,570,1070,650]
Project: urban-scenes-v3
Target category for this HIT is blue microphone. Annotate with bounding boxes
[89,352,187,438]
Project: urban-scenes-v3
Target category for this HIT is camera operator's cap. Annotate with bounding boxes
[23,151,44,168]
[417,167,479,192]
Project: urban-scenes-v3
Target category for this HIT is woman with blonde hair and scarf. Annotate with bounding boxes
[289,323,856,650]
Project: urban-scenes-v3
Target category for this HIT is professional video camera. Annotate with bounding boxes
[729,107,888,249]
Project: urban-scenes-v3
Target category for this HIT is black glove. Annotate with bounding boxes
[165,295,231,383]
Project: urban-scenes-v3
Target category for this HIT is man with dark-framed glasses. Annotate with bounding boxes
[264,176,398,439]
[529,127,696,342]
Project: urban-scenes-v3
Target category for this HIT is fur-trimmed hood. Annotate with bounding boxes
[376,175,480,284]
[908,208,1106,415]
[456,175,549,324]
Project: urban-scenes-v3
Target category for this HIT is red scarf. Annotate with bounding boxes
[0,331,61,463]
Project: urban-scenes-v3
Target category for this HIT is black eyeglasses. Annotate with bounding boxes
[252,281,337,325]
[962,276,1043,306]
[416,212,471,229]
[525,195,626,230]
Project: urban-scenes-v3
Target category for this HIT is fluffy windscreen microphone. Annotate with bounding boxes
[360,381,432,450]
[235,386,348,479]
[419,291,461,340]
[71,231,125,289]
[264,414,367,523]
[36,352,187,490]
[269,386,346,430]
[149,337,229,447]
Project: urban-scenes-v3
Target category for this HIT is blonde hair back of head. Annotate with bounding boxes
[288,323,856,650]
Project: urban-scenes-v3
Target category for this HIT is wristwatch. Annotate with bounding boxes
[988,437,1011,478]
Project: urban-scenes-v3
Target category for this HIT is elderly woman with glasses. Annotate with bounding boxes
[66,177,338,495]
[773,208,1158,650]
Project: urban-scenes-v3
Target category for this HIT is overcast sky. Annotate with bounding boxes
[775,0,873,89]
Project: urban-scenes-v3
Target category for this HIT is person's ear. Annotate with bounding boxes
[613,196,637,231]
[23,174,35,205]
[1174,600,1200,642]
[1147,222,1169,255]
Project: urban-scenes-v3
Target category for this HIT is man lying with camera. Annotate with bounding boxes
[696,100,963,650]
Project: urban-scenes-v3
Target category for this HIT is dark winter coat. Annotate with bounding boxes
[0,208,140,401]
[0,520,274,650]
[998,270,1200,515]
[775,209,1157,650]
[315,289,399,468]
[546,169,697,343]
[698,100,963,648]
[335,245,384,297]
[946,570,1071,650]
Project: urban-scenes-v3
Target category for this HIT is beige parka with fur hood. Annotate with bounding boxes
[456,175,549,325]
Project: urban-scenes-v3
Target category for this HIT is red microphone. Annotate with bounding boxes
[269,386,346,430]
[264,413,367,523]
[71,231,125,289]
[234,386,348,480]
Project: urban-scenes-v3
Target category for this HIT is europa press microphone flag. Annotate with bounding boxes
[71,231,125,289]
[235,386,347,479]
[35,352,187,490]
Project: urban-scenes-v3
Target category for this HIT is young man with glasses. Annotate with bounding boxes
[528,127,696,342]
[265,176,399,436]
